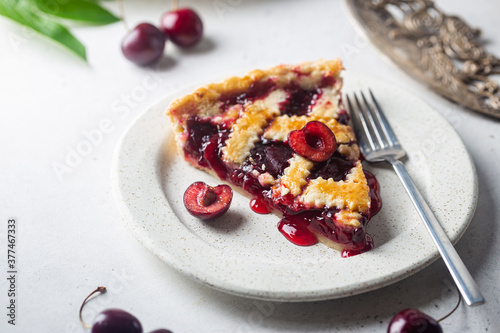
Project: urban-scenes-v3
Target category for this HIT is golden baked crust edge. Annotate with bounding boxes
[166,59,343,124]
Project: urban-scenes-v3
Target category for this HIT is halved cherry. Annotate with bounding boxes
[183,182,233,220]
[287,121,337,162]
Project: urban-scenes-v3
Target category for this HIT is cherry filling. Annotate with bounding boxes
[219,79,276,110]
[244,140,294,178]
[365,171,382,218]
[184,117,220,168]
[309,153,355,181]
[182,80,381,256]
[219,80,324,117]
[336,109,350,125]
[278,216,318,246]
[277,207,371,253]
[280,85,321,116]
[250,198,270,214]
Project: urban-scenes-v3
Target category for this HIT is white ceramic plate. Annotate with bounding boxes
[111,72,477,301]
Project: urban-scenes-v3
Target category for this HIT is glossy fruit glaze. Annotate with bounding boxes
[180,80,381,256]
[250,197,271,214]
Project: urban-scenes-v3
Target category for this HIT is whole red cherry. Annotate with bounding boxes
[92,309,143,333]
[387,308,443,333]
[121,23,166,66]
[160,8,203,48]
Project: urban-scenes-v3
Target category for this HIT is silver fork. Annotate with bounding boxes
[346,90,484,306]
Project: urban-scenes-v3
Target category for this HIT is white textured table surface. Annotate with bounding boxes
[1,0,499,332]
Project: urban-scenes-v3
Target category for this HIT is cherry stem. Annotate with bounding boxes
[172,0,178,11]
[116,0,129,32]
[437,286,462,323]
[79,286,107,329]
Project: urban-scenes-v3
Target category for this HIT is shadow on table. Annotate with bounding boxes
[148,37,217,72]
[175,37,216,55]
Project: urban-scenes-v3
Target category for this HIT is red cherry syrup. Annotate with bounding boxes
[278,218,318,246]
[250,198,270,214]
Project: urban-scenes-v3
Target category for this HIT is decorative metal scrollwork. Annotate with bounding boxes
[345,0,500,119]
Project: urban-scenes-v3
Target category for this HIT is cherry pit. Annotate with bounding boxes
[121,0,203,66]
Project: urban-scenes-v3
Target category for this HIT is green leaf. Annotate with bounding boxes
[0,0,86,60]
[34,0,120,25]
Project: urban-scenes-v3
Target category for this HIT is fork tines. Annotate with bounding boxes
[346,89,403,161]
[346,89,484,306]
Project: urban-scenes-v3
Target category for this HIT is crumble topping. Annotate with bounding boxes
[258,173,276,187]
[222,90,286,164]
[335,210,363,228]
[309,86,342,119]
[275,154,314,197]
[213,104,241,125]
[299,162,370,215]
[337,143,360,161]
[263,114,354,143]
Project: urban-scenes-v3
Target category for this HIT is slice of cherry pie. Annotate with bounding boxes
[167,59,381,257]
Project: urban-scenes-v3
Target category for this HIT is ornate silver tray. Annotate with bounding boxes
[345,0,500,119]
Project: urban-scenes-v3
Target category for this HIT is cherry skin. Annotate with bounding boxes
[160,8,203,48]
[288,121,337,162]
[388,309,443,333]
[183,182,233,220]
[121,23,166,66]
[149,330,173,333]
[91,309,143,333]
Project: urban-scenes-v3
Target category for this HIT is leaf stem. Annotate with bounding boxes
[79,286,107,329]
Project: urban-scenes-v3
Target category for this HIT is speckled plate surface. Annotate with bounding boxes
[111,71,477,302]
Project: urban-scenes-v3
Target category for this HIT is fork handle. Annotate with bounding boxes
[387,157,484,306]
